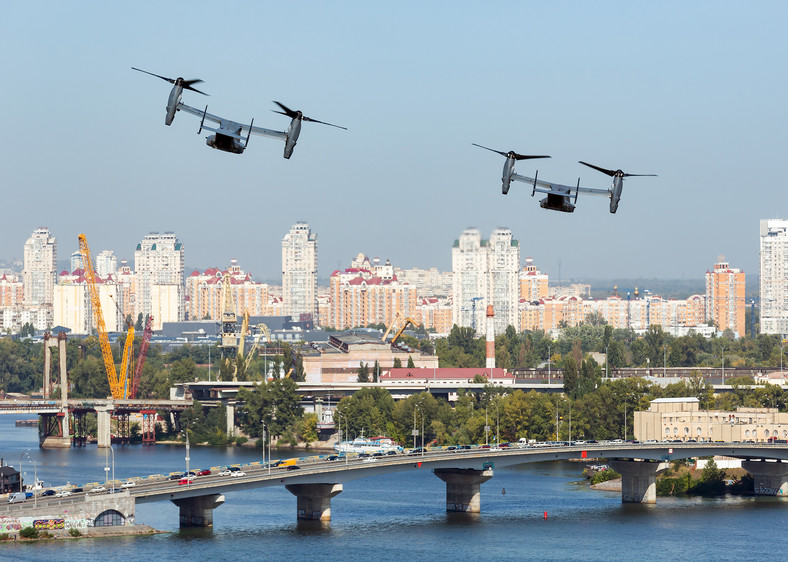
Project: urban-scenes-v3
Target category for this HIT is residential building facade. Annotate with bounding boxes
[760,218,788,336]
[282,222,318,322]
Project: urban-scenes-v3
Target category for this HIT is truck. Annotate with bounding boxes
[7,491,32,503]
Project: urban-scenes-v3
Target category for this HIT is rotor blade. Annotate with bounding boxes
[182,80,208,96]
[472,143,507,157]
[272,101,298,119]
[514,153,551,161]
[578,161,617,177]
[302,115,347,130]
[131,67,175,85]
[622,173,657,178]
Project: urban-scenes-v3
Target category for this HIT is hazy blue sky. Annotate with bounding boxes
[2,2,785,284]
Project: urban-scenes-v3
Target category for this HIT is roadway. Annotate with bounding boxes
[3,441,787,512]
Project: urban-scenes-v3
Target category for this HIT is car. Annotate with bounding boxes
[54,490,72,498]
[386,450,398,455]
[372,452,384,457]
[326,455,339,461]
[408,448,424,455]
[219,469,232,476]
[362,457,378,463]
[106,488,122,494]
[228,466,242,473]
[197,469,211,476]
[168,473,182,480]
[358,453,370,458]
[90,486,107,493]
[121,480,136,488]
[480,444,491,449]
[41,489,56,497]
[230,470,246,477]
[178,478,194,485]
[446,446,457,451]
[489,447,502,452]
[72,487,83,494]
[458,445,471,450]
[285,465,301,471]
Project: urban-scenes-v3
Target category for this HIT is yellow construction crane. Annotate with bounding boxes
[382,311,402,342]
[391,316,421,344]
[78,234,135,399]
[244,323,270,372]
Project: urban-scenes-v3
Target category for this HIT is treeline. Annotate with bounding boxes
[404,324,786,372]
[334,374,788,447]
[0,336,304,399]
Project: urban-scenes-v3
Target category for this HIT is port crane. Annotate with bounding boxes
[78,234,134,399]
[128,315,153,399]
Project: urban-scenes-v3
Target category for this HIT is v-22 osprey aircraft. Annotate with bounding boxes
[474,143,655,213]
[132,67,346,158]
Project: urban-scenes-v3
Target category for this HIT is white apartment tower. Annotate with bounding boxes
[23,227,57,306]
[95,250,118,278]
[452,227,520,335]
[134,232,185,329]
[488,228,520,334]
[760,219,788,336]
[282,222,318,321]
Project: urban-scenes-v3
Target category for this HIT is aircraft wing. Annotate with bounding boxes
[176,102,224,125]
[512,173,574,194]
[574,186,611,198]
[513,173,611,198]
[246,123,287,141]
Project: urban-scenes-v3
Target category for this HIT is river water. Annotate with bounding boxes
[1,414,785,561]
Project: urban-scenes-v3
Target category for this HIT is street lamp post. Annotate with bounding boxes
[184,429,190,478]
[547,343,552,384]
[433,342,436,383]
[484,407,489,445]
[605,344,609,382]
[723,343,728,383]
[663,345,667,378]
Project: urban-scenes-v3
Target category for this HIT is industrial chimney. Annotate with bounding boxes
[486,305,495,369]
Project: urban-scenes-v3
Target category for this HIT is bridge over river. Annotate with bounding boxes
[2,442,787,529]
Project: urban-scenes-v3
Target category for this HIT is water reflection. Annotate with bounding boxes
[295,519,332,535]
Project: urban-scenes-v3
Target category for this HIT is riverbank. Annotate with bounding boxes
[1,524,163,543]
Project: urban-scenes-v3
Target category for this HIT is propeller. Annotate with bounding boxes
[131,67,208,96]
[272,101,347,130]
[472,143,550,161]
[578,161,656,178]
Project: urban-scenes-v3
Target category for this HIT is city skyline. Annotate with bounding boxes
[2,3,786,282]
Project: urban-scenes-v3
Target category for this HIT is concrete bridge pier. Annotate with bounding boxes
[96,406,112,448]
[434,468,494,513]
[226,403,236,438]
[609,460,669,503]
[172,493,226,527]
[285,483,343,521]
[742,460,788,497]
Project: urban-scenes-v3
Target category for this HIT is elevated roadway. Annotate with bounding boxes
[4,442,787,526]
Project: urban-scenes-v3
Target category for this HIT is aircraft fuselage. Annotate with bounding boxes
[539,193,575,213]
[165,85,182,126]
[206,133,246,154]
[501,157,515,194]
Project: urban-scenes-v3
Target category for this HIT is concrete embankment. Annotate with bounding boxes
[591,478,622,492]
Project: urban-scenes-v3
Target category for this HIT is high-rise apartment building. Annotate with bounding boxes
[760,219,788,336]
[705,258,745,337]
[23,227,57,306]
[452,227,520,335]
[95,250,118,279]
[282,222,318,321]
[134,232,185,329]
[186,261,271,320]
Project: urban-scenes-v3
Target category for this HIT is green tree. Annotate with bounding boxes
[237,378,303,440]
[19,322,35,337]
[336,387,395,438]
[407,356,415,368]
[171,357,197,383]
[357,362,370,383]
[393,357,402,368]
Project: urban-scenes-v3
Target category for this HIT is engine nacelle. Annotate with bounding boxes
[283,117,302,159]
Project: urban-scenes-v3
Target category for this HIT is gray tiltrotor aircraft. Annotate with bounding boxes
[133,67,346,158]
[475,141,655,213]
[472,143,551,194]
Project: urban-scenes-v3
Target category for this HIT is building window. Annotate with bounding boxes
[745,430,750,437]
[665,427,670,436]
[765,430,770,437]
[684,427,689,435]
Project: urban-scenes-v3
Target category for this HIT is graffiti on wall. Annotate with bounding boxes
[0,517,22,532]
[33,518,65,530]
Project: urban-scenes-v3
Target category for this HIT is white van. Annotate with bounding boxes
[8,492,26,503]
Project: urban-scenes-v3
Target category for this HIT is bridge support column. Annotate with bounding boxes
[285,483,343,521]
[609,460,668,503]
[742,460,788,497]
[172,493,226,527]
[434,468,494,513]
[96,406,112,448]
[226,404,236,438]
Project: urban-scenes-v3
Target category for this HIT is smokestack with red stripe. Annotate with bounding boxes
[486,305,495,369]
